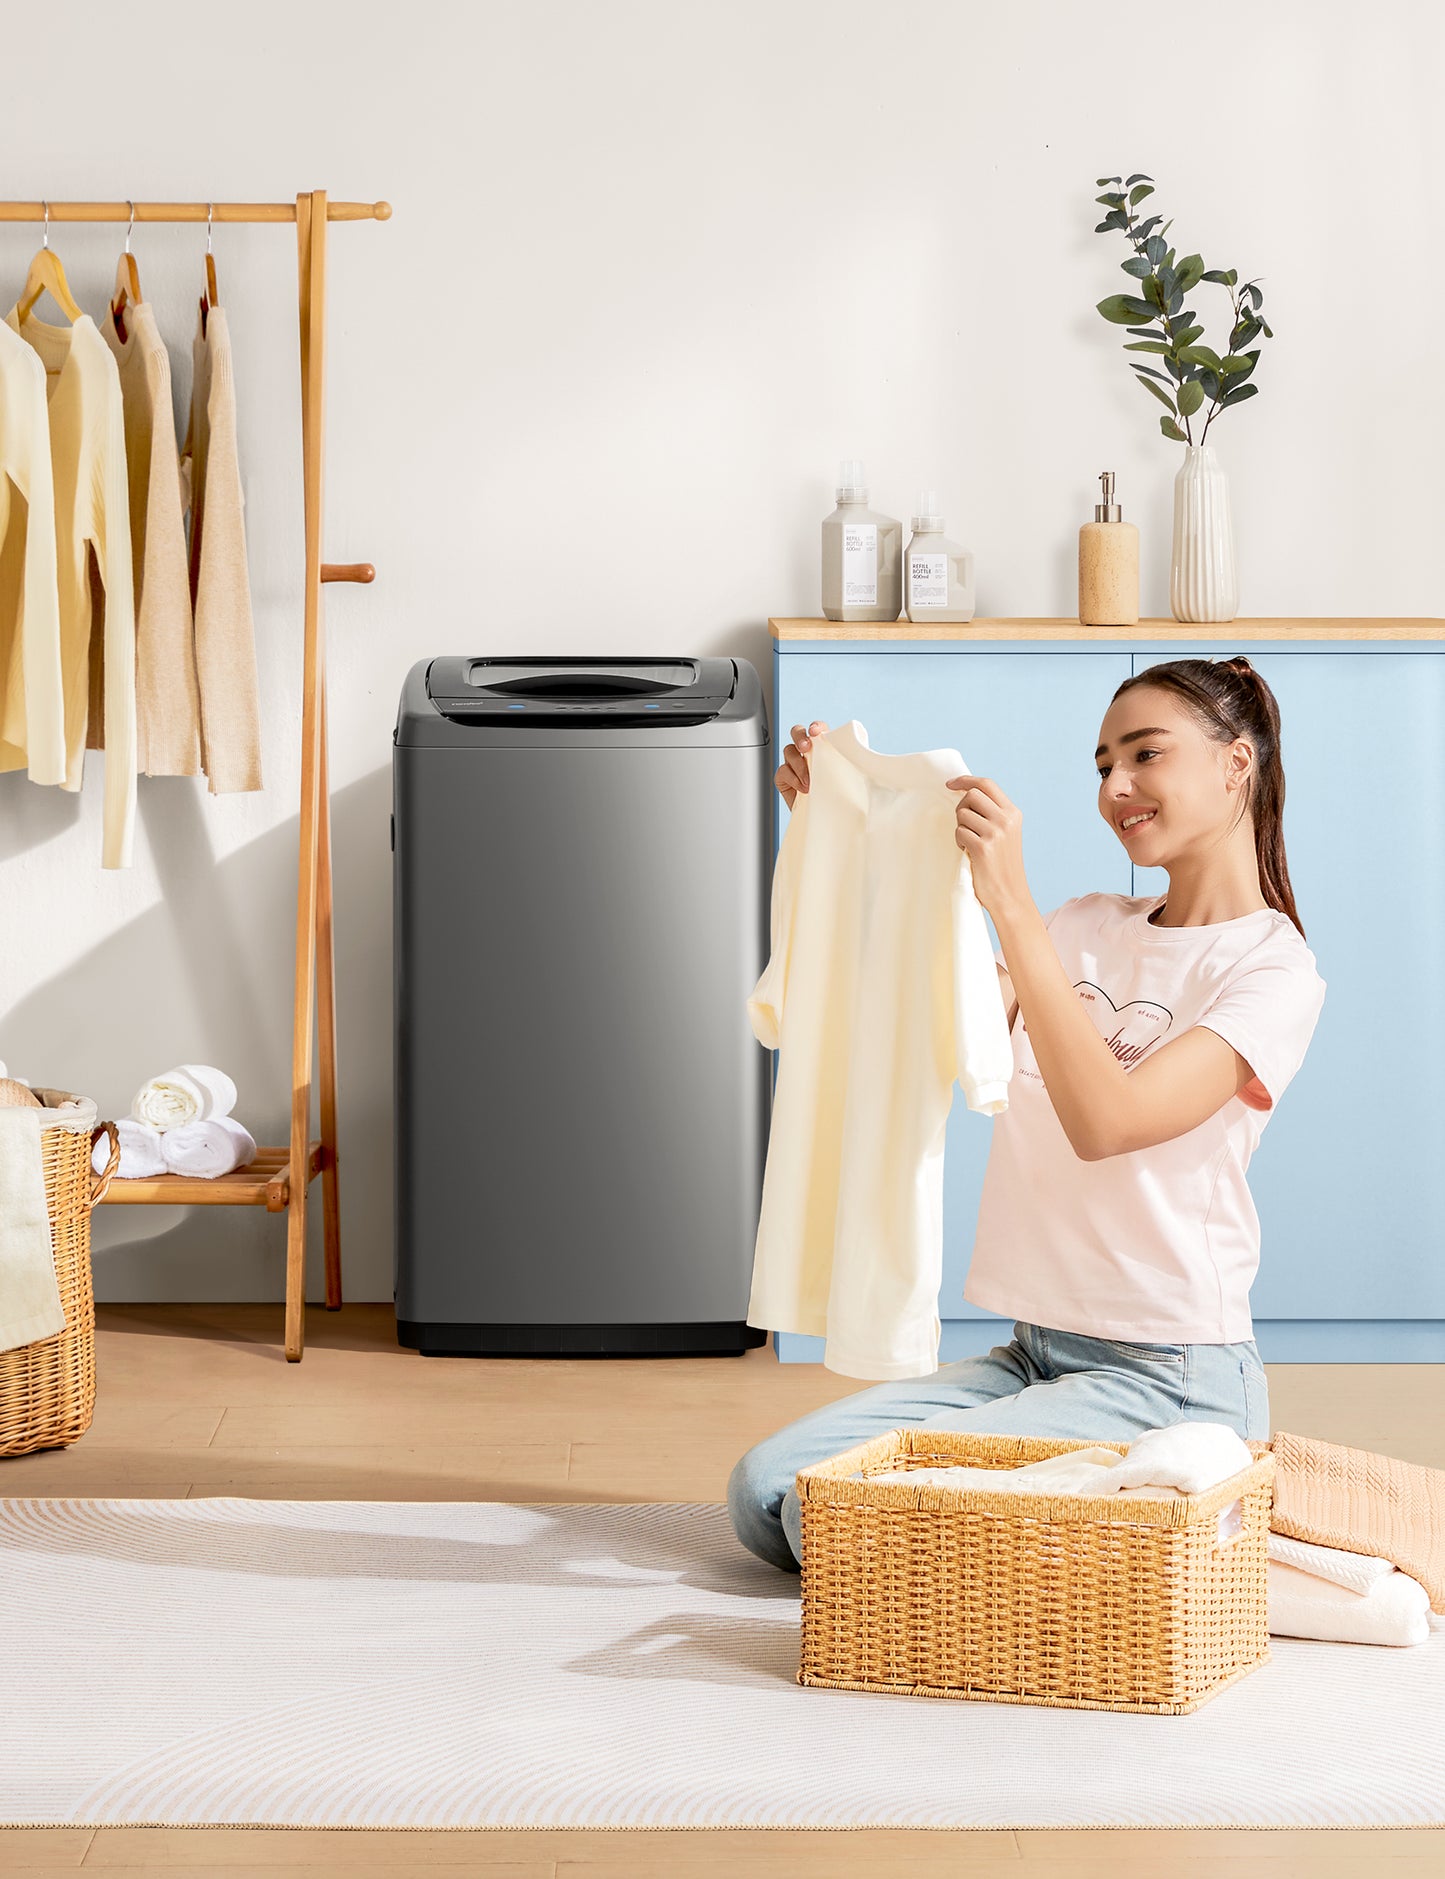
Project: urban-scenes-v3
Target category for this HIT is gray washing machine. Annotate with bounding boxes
[393,655,772,1357]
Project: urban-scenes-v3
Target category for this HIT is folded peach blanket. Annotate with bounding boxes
[1266,1429,1445,1616]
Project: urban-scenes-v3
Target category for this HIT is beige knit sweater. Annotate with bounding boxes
[101,298,203,777]
[179,303,262,794]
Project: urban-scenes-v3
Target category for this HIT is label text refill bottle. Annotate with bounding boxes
[821,460,902,622]
[904,491,976,623]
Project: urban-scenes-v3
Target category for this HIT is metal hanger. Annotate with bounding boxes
[110,200,142,342]
[17,200,83,324]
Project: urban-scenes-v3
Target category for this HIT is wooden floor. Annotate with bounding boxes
[2,1302,1441,1876]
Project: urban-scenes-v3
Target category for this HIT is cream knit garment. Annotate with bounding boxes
[0,318,64,785]
[746,720,1013,1380]
[2,307,136,868]
[101,298,203,776]
[179,303,262,793]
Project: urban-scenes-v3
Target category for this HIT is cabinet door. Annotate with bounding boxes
[773,647,1133,1327]
[1131,646,1445,1319]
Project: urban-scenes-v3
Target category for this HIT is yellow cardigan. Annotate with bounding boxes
[2,307,136,868]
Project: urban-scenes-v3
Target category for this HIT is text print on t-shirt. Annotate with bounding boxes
[1017,982,1173,1084]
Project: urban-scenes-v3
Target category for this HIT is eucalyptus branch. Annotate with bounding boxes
[1092,175,1274,449]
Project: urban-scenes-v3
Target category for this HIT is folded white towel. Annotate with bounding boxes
[1100,1420,1255,1494]
[0,1107,66,1354]
[92,1118,166,1180]
[131,1065,237,1130]
[161,1116,256,1179]
[1267,1557,1432,1647]
[864,1422,1255,1499]
[1267,1531,1399,1596]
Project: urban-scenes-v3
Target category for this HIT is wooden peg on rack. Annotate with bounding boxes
[321,563,375,584]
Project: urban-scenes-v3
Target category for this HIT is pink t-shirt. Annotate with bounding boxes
[964,890,1327,1345]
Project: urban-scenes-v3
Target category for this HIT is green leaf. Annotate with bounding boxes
[1122,293,1159,319]
[1124,172,1153,185]
[1220,353,1253,375]
[1097,295,1146,324]
[1175,253,1205,292]
[1135,374,1177,411]
[1201,269,1231,285]
[1126,325,1163,337]
[1199,369,1222,401]
[1144,276,1165,309]
[1095,192,1126,208]
[1120,255,1152,277]
[1260,320,1274,338]
[1179,343,1224,372]
[1096,176,1122,186]
[1176,380,1204,416]
[1243,283,1263,309]
[1161,417,1188,442]
[1144,235,1167,265]
[1129,183,1154,205]
[1131,363,1172,382]
[1172,323,1203,348]
[1095,211,1129,232]
[1221,383,1260,408]
[1231,317,1263,348]
[1123,340,1171,352]
[1134,215,1163,239]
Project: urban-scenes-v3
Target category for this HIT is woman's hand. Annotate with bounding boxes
[945,773,1032,918]
[775,720,829,810]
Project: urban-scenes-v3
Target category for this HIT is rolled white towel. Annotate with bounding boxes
[161,1116,257,1179]
[1267,1558,1432,1647]
[92,1118,166,1180]
[131,1065,238,1130]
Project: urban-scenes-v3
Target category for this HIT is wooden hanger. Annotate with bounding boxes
[199,200,220,335]
[17,200,83,324]
[109,200,141,344]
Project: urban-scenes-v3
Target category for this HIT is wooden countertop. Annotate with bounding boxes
[770,617,1445,642]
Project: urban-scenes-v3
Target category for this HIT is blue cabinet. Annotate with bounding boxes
[768,629,1445,1364]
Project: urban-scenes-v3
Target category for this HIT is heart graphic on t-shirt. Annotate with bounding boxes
[1019,981,1173,1070]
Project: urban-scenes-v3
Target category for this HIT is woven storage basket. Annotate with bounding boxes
[796,1425,1276,1715]
[0,1093,119,1459]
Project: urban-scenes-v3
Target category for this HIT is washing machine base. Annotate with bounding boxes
[396,1319,769,1358]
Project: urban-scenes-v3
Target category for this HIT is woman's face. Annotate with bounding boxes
[1095,684,1251,860]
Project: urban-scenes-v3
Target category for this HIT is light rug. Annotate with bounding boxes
[1,1496,1442,1832]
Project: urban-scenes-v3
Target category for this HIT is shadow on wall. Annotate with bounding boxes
[0,764,395,1305]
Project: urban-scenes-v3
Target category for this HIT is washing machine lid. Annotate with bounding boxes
[425,655,738,726]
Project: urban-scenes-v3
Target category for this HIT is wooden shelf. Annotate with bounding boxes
[771,617,1445,642]
[101,1142,326,1214]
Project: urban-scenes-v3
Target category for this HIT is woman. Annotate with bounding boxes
[727,654,1327,1574]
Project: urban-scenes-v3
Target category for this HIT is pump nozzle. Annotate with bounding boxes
[1095,470,1122,522]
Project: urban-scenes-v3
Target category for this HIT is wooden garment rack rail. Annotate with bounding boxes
[0,192,391,1361]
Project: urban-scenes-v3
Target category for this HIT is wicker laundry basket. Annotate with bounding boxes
[796,1425,1276,1715]
[0,1093,119,1459]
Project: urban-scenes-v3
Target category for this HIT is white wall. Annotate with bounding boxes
[1,0,1440,1303]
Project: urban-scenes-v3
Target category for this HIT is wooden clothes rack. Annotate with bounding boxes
[0,191,390,1362]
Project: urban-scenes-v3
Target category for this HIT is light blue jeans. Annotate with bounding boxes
[726,1319,1270,1574]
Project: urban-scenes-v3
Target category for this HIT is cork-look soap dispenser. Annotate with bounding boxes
[1078,471,1139,627]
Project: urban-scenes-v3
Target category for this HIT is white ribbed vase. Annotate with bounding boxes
[1170,444,1238,623]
